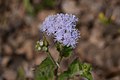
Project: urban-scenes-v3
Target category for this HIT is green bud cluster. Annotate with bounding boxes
[35,40,49,52]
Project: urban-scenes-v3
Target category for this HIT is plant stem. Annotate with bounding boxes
[55,43,64,80]
[43,34,59,67]
[47,51,60,68]
[55,54,63,80]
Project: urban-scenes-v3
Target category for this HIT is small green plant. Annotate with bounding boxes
[98,12,112,25]
[35,13,93,80]
[17,67,26,80]
[23,0,56,16]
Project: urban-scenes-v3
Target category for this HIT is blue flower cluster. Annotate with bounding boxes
[40,13,80,48]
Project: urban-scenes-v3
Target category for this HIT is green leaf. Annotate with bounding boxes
[34,57,55,80]
[69,59,82,76]
[23,0,34,15]
[58,59,93,80]
[58,59,81,80]
[58,71,70,80]
[61,46,73,57]
[98,12,112,25]
[56,43,73,57]
[81,72,93,80]
[17,67,25,80]
[82,63,92,73]
[81,63,93,80]
[34,0,56,16]
[42,0,56,8]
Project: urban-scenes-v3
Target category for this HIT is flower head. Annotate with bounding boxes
[40,13,80,48]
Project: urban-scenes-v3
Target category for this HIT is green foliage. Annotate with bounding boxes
[58,59,93,80]
[34,0,56,13]
[41,0,56,8]
[23,0,34,15]
[58,59,81,80]
[58,71,70,80]
[35,35,93,80]
[17,67,26,80]
[23,0,56,16]
[98,12,112,24]
[61,46,73,57]
[56,43,73,57]
[81,63,93,80]
[34,57,55,80]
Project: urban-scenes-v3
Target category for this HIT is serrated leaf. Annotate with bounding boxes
[69,59,82,76]
[58,59,93,80]
[58,59,81,80]
[34,57,55,80]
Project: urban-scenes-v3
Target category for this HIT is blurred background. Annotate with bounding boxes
[0,0,120,80]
